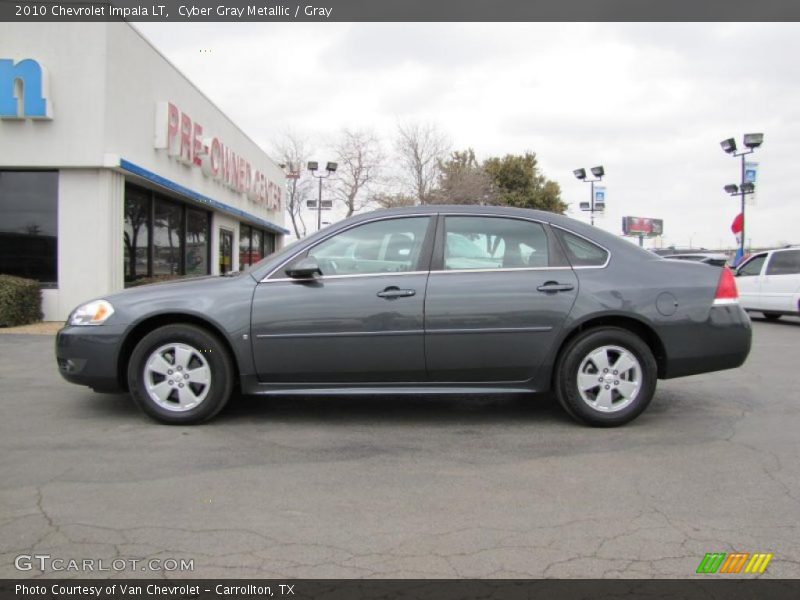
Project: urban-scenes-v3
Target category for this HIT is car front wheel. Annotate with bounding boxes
[555,327,657,427]
[127,324,234,424]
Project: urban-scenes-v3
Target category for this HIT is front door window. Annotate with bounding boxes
[302,217,431,276]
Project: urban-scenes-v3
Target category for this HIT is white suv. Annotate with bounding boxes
[735,247,800,320]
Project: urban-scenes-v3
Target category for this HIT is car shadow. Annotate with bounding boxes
[217,392,571,426]
[750,314,800,327]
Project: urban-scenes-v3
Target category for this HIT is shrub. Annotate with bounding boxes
[0,275,43,327]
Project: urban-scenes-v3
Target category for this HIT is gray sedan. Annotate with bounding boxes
[56,205,751,426]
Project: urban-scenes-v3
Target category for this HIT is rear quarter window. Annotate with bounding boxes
[766,250,800,275]
[557,230,609,267]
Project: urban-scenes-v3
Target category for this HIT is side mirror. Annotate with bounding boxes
[286,256,322,279]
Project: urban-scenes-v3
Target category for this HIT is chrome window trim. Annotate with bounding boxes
[549,224,612,269]
[429,266,572,275]
[260,213,434,282]
[261,271,430,284]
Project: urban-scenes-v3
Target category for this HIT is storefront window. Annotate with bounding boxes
[251,229,263,264]
[0,171,58,285]
[153,198,183,276]
[124,183,211,286]
[185,209,209,276]
[239,224,276,270]
[124,185,150,283]
[264,233,276,255]
[239,225,252,270]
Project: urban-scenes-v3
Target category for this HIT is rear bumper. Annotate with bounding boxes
[55,325,126,391]
[661,303,752,379]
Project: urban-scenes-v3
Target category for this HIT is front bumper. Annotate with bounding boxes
[55,324,127,391]
[661,303,752,379]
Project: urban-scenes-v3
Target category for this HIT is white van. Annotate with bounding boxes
[735,247,800,320]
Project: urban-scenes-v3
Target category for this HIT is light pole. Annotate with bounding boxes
[574,166,604,226]
[307,161,337,231]
[720,133,763,263]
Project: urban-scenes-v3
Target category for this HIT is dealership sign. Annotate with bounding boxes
[154,101,281,211]
[0,58,52,119]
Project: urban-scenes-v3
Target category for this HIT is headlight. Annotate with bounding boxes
[69,300,115,326]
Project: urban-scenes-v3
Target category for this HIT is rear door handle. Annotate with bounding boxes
[537,281,575,293]
[377,286,416,299]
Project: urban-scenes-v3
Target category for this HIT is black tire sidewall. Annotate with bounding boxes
[127,324,234,424]
[555,327,657,427]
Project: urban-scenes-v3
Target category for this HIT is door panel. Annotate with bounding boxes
[424,216,578,383]
[761,250,800,312]
[735,254,767,309]
[251,215,434,384]
[251,274,428,383]
[424,269,578,382]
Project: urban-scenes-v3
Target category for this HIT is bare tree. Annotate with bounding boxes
[271,130,313,238]
[394,121,450,204]
[332,128,384,217]
[370,192,417,209]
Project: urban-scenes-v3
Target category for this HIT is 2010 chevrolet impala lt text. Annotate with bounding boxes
[55,206,752,426]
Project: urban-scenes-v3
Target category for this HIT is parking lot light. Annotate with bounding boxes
[574,165,604,226]
[720,138,737,154]
[743,133,764,149]
[721,133,764,263]
[309,160,337,230]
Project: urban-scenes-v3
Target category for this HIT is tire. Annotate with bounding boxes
[762,312,782,321]
[127,324,234,424]
[554,327,657,427]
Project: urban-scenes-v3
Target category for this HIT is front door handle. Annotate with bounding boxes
[377,286,416,299]
[537,281,575,293]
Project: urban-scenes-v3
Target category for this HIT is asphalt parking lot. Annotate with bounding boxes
[1,317,799,579]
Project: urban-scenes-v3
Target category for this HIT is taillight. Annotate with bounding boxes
[713,267,739,305]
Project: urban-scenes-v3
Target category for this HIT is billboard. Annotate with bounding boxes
[622,216,663,236]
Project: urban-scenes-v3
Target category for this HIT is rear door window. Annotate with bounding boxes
[442,216,549,271]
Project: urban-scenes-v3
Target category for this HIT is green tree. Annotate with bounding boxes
[483,152,566,214]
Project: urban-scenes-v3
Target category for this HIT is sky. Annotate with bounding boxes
[135,22,799,249]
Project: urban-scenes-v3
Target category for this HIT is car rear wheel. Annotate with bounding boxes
[555,327,657,427]
[127,324,234,424]
[762,312,782,321]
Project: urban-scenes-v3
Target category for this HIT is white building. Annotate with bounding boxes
[0,22,287,321]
